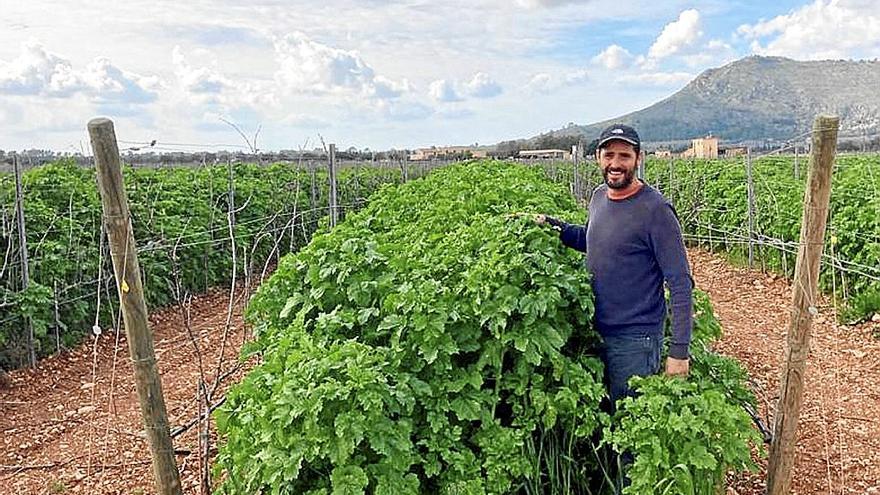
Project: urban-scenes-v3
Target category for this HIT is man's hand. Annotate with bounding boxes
[665,357,689,377]
[534,214,564,231]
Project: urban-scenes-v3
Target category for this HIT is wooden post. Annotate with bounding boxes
[227,159,235,232]
[53,280,61,354]
[87,118,183,495]
[13,153,35,367]
[399,152,408,183]
[309,159,317,222]
[668,155,674,205]
[571,144,579,201]
[328,143,338,227]
[766,114,839,495]
[746,148,755,267]
[794,144,800,180]
[637,150,645,181]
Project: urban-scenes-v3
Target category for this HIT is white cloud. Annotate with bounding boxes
[514,0,591,8]
[373,99,434,121]
[564,69,589,85]
[0,101,24,126]
[737,0,880,60]
[464,72,502,98]
[371,76,415,99]
[618,71,693,87]
[524,68,588,94]
[280,113,330,128]
[0,41,83,96]
[592,44,632,70]
[525,73,554,94]
[681,39,736,68]
[429,72,502,101]
[172,46,233,96]
[429,79,463,102]
[273,32,409,100]
[83,58,161,104]
[647,9,703,60]
[0,40,157,103]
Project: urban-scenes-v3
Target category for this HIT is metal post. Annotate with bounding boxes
[13,153,35,367]
[328,143,338,227]
[88,118,183,495]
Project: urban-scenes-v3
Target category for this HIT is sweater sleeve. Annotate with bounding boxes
[559,222,586,253]
[648,203,693,359]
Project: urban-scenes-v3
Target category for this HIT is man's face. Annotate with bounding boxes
[597,140,639,190]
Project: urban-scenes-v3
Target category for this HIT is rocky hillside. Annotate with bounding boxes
[535,56,880,146]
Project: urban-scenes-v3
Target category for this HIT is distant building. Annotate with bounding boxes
[409,146,485,161]
[720,146,748,157]
[690,135,719,159]
[654,149,673,158]
[518,149,571,160]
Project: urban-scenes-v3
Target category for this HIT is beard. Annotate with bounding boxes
[602,166,635,189]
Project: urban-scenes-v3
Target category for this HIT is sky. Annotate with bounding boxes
[1,0,879,154]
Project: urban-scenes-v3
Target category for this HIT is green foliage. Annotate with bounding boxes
[217,160,762,494]
[216,161,609,494]
[0,159,399,368]
[607,375,760,495]
[644,154,880,320]
[599,286,763,495]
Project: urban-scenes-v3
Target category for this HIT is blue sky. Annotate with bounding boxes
[1,0,878,153]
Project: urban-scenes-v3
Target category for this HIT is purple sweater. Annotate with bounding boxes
[558,184,693,359]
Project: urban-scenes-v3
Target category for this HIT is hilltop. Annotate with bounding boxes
[525,56,880,149]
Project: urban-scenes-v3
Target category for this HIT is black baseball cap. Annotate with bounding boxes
[597,124,640,149]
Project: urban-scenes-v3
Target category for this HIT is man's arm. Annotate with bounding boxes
[648,203,693,373]
[535,214,586,252]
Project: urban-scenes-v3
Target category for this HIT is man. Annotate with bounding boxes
[536,124,693,409]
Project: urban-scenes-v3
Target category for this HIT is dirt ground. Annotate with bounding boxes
[690,250,880,495]
[1,287,254,495]
[1,248,878,494]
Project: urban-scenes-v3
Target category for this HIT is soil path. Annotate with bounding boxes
[1,288,254,494]
[690,250,880,495]
[1,249,879,494]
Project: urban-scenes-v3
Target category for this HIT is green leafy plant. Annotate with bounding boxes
[216,160,762,494]
[643,154,880,321]
[0,160,399,367]
[606,374,761,495]
[216,161,609,494]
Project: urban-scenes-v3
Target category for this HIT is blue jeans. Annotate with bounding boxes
[600,331,662,493]
[600,332,662,412]
[600,332,662,493]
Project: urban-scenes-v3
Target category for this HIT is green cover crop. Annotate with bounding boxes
[0,160,398,367]
[643,154,880,320]
[216,161,760,494]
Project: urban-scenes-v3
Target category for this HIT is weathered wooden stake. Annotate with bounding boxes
[328,143,338,227]
[746,148,755,267]
[571,144,580,201]
[637,149,645,181]
[13,153,35,367]
[88,118,183,495]
[767,114,839,495]
[53,280,61,354]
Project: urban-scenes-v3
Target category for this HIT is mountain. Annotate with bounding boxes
[529,56,880,148]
